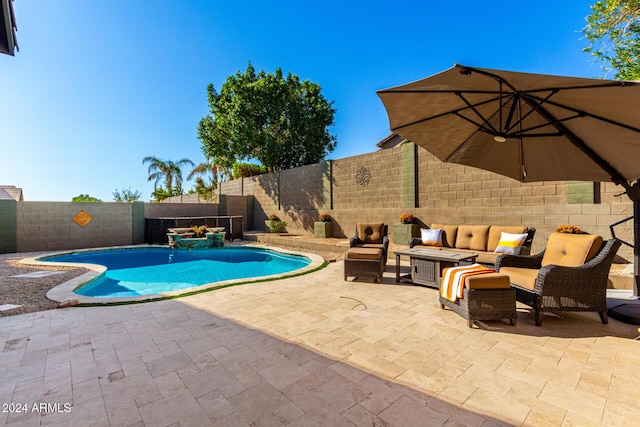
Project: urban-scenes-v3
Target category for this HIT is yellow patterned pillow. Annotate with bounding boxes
[493,232,528,254]
[421,228,443,247]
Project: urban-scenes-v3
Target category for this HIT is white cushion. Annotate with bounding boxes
[493,232,528,254]
[421,228,443,247]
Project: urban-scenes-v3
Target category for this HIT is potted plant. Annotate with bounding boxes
[393,213,420,245]
[190,225,208,238]
[314,213,333,238]
[555,224,586,234]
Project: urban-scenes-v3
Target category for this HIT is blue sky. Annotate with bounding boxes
[1,1,602,202]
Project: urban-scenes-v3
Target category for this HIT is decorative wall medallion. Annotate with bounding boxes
[355,167,371,186]
[72,210,93,227]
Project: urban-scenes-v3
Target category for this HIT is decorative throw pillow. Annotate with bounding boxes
[421,228,443,247]
[494,232,528,254]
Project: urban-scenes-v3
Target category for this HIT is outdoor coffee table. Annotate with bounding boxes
[394,248,478,288]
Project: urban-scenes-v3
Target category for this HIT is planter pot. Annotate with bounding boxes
[314,221,333,238]
[393,223,420,245]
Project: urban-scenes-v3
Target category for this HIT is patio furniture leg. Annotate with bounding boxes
[535,309,542,327]
[599,311,608,324]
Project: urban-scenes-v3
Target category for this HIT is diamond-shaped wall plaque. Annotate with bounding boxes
[72,210,93,227]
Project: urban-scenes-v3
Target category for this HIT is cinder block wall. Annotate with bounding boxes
[217,143,634,261]
[144,203,218,218]
[16,202,136,252]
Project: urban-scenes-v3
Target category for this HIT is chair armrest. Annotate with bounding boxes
[349,237,360,248]
[534,262,604,296]
[409,237,422,248]
[519,228,536,255]
[495,251,544,270]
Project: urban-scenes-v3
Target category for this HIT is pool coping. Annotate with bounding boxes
[19,244,326,305]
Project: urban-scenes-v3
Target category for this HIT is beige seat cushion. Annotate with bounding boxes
[357,223,385,244]
[500,267,539,291]
[455,225,490,251]
[436,247,498,265]
[464,272,511,289]
[541,233,604,267]
[362,243,385,251]
[431,224,458,248]
[475,251,501,265]
[487,226,527,252]
[346,247,383,260]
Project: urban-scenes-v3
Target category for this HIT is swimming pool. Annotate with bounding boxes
[41,247,312,298]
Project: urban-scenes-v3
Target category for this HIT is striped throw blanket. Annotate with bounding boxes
[440,264,496,302]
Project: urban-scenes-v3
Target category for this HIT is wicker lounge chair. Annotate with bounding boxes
[349,223,389,262]
[496,234,621,326]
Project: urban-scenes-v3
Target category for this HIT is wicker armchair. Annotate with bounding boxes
[349,223,389,262]
[496,238,621,326]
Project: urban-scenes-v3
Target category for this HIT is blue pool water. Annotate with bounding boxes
[42,248,311,298]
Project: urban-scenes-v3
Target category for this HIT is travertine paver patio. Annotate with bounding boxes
[1,258,640,426]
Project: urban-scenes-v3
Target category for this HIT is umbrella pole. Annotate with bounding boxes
[608,182,640,324]
[634,186,640,298]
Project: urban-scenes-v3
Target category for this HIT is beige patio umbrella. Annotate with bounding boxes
[377,64,640,320]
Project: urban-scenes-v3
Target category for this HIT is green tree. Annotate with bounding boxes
[72,194,102,202]
[583,0,640,79]
[198,63,337,172]
[187,159,230,202]
[112,188,142,202]
[142,156,194,200]
[232,162,266,178]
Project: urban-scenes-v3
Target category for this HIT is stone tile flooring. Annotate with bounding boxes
[1,260,639,426]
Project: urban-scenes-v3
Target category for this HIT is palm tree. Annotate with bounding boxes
[142,156,195,198]
[187,158,231,201]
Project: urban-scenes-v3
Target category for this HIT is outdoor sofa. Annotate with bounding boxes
[409,224,536,268]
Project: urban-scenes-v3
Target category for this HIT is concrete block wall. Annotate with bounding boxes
[16,202,136,252]
[159,194,207,203]
[279,163,325,231]
[144,203,218,218]
[218,195,251,231]
[247,173,280,230]
[412,149,633,258]
[218,179,243,196]
[0,200,18,253]
[216,143,634,261]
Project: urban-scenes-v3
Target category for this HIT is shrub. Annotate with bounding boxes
[555,224,585,234]
[268,220,287,233]
[399,213,415,224]
[318,213,332,222]
[233,162,267,178]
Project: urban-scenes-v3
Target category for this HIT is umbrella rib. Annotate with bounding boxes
[453,64,635,94]
[505,91,557,134]
[391,95,501,132]
[504,94,519,130]
[526,94,640,134]
[509,113,583,136]
[456,92,499,133]
[521,97,628,186]
[519,81,635,94]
